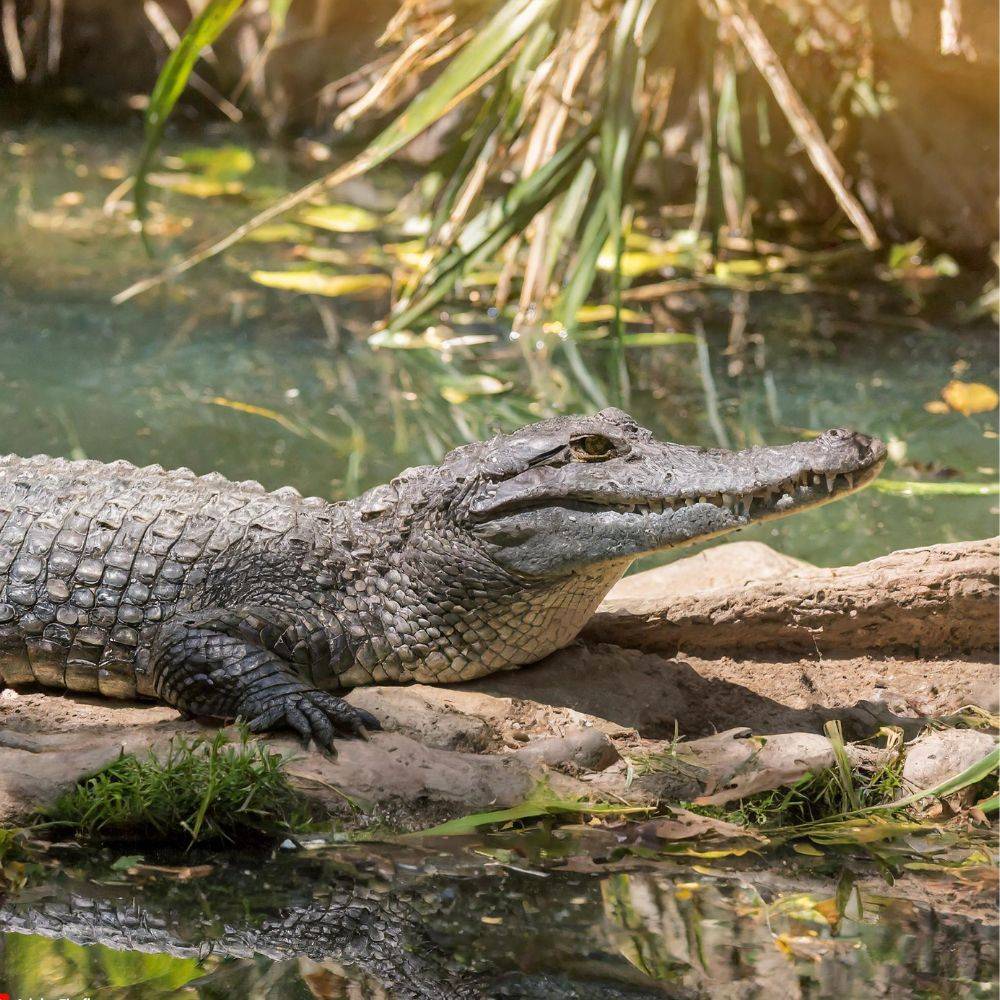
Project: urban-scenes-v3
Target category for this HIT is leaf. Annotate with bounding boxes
[575,304,651,324]
[439,375,511,404]
[243,222,313,243]
[111,854,144,871]
[134,0,246,228]
[249,270,391,298]
[177,145,255,179]
[299,204,381,233]
[615,331,697,347]
[146,172,243,198]
[923,400,951,414]
[940,380,999,416]
[871,479,999,497]
[368,330,430,350]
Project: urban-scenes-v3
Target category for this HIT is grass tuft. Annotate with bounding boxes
[47,728,313,845]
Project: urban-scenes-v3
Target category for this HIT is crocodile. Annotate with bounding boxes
[0,408,885,747]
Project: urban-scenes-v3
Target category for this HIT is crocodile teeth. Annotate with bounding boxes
[722,493,735,508]
[843,472,854,489]
[698,496,708,504]
[741,495,753,516]
[825,473,836,493]
[684,497,694,506]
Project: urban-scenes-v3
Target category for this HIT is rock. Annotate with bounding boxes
[901,729,998,804]
[585,538,999,657]
[601,541,812,608]
[512,727,620,773]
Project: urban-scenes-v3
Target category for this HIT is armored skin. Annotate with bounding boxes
[0,408,885,747]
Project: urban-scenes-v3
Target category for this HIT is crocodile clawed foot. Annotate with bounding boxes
[244,690,381,752]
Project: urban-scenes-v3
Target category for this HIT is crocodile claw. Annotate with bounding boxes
[244,690,381,751]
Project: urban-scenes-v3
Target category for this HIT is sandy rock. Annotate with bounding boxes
[901,729,998,803]
[586,538,999,657]
[512,727,620,773]
[602,541,812,607]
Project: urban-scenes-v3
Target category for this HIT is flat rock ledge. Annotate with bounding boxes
[0,538,996,831]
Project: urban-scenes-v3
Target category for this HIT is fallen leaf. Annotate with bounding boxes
[923,400,950,414]
[940,381,999,416]
[439,375,511,404]
[300,203,381,233]
[250,270,391,298]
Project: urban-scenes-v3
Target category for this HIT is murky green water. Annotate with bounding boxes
[0,118,997,998]
[1,839,997,999]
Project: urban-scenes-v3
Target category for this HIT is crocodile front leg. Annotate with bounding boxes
[150,608,380,749]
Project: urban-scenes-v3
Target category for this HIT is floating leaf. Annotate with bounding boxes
[250,270,391,298]
[244,222,313,243]
[146,172,243,198]
[598,248,683,277]
[923,400,950,414]
[177,145,255,179]
[368,330,430,350]
[299,204,381,233]
[617,331,697,347]
[940,380,999,416]
[575,304,651,324]
[871,480,999,496]
[439,375,511,404]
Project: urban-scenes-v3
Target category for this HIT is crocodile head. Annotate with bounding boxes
[446,407,886,578]
[349,407,886,680]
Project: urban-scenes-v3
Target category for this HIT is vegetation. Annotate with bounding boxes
[47,729,313,845]
[107,0,992,361]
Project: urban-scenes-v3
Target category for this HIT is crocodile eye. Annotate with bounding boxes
[570,434,615,461]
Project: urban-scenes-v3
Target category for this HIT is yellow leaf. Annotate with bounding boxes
[439,375,511,404]
[923,400,950,414]
[941,380,999,416]
[244,222,313,243]
[299,203,381,233]
[146,172,243,198]
[575,304,651,324]
[250,270,390,298]
[792,841,825,857]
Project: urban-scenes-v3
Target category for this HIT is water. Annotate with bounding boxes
[1,840,997,999]
[0,117,996,998]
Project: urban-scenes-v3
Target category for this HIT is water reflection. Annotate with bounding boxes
[0,846,996,998]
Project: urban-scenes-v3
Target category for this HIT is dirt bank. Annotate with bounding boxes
[0,538,995,829]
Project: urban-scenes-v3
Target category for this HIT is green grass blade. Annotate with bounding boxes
[134,0,246,232]
[884,747,999,811]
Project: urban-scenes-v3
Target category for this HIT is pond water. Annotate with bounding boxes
[1,838,997,999]
[0,116,996,998]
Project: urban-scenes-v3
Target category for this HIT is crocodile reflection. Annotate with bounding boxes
[0,856,996,999]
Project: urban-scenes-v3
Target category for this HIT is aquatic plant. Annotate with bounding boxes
[115,0,895,326]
